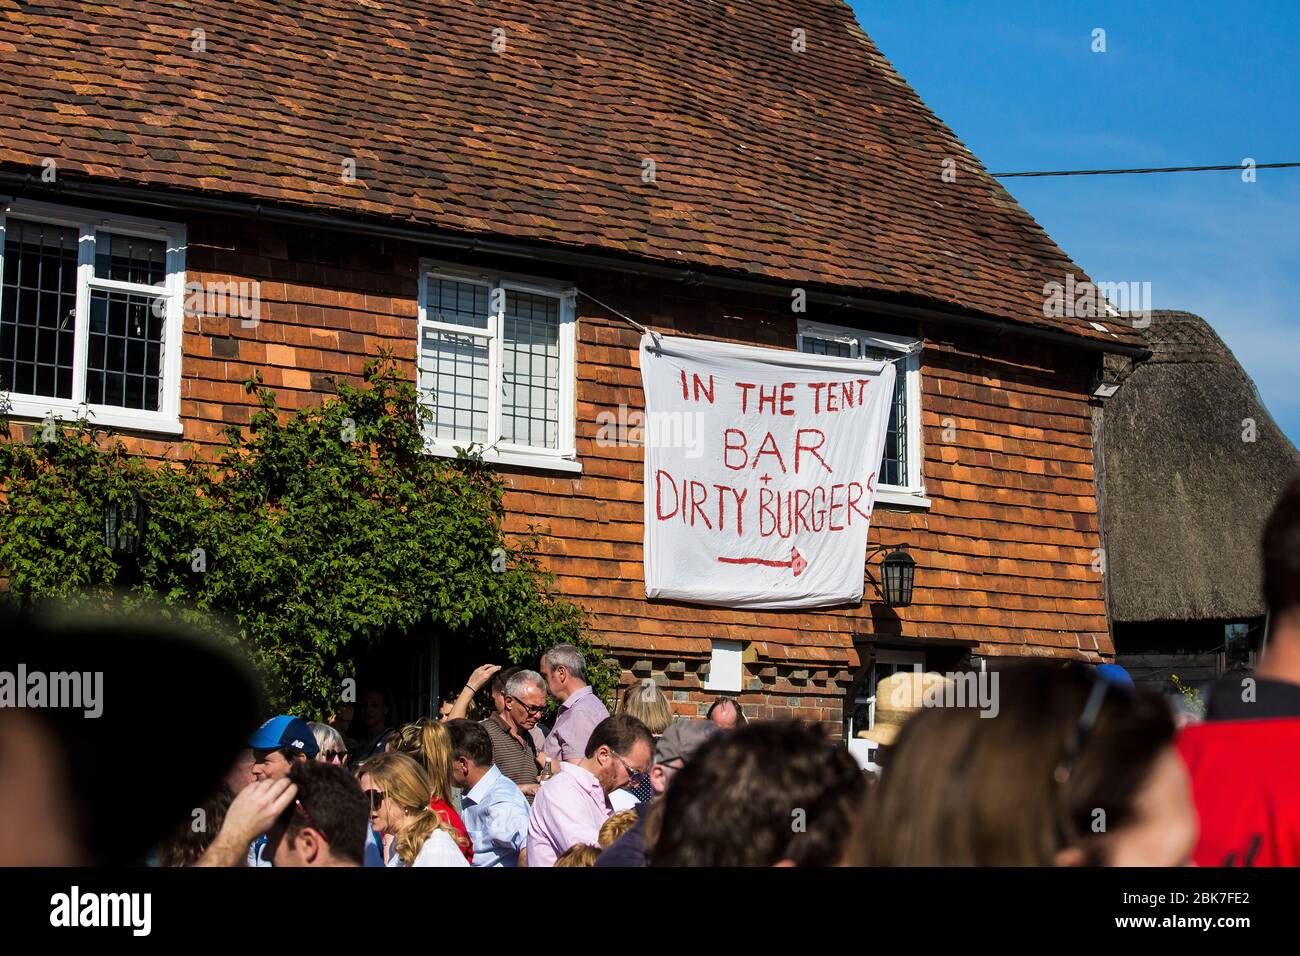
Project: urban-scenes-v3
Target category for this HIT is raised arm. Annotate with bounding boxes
[450,664,503,719]
[196,777,297,867]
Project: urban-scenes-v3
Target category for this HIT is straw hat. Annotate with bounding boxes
[857,670,952,746]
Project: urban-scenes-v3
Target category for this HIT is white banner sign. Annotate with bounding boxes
[640,334,896,609]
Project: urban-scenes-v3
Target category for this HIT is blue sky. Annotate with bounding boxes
[852,0,1299,443]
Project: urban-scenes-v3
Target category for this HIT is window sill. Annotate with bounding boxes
[874,487,932,510]
[424,443,583,475]
[2,399,184,437]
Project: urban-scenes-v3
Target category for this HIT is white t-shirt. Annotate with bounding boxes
[384,828,470,868]
[608,788,639,812]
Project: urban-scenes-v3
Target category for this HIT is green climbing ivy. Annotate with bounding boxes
[0,356,614,716]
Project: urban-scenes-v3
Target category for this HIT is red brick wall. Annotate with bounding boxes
[6,212,1113,733]
[540,275,1111,731]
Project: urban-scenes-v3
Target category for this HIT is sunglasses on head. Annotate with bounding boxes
[293,798,317,829]
[1053,664,1136,785]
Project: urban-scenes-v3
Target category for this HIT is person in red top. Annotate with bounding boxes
[1177,474,1300,866]
[385,718,473,863]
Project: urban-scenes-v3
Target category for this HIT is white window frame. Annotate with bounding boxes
[856,649,926,735]
[417,260,579,473]
[796,319,928,508]
[847,649,928,773]
[0,199,186,435]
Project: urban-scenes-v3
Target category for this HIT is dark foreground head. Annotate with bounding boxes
[851,661,1193,866]
[651,719,864,867]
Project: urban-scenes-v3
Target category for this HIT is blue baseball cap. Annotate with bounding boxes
[248,715,319,757]
[1096,663,1135,690]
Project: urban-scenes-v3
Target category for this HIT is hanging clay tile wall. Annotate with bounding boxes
[4,211,1113,735]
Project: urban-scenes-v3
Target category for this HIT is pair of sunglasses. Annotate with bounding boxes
[293,799,317,828]
[365,789,386,813]
[614,753,649,786]
[1053,664,1136,784]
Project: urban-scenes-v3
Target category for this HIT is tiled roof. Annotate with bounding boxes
[0,0,1139,347]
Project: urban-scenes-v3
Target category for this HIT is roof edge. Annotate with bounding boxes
[0,171,1151,360]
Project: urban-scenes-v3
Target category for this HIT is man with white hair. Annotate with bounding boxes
[481,669,548,799]
[539,644,610,773]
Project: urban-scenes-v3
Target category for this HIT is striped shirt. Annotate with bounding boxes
[481,714,540,795]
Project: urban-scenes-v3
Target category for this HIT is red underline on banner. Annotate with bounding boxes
[717,546,808,577]
[717,556,793,568]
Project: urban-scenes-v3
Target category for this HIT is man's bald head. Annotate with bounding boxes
[707,697,746,730]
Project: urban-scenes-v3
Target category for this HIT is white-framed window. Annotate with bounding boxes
[796,319,927,507]
[416,261,578,472]
[0,199,186,435]
[850,649,926,737]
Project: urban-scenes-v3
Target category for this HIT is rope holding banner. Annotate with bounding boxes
[577,288,919,363]
[577,289,662,353]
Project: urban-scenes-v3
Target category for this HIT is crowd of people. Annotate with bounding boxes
[176,644,745,867]
[4,475,1300,867]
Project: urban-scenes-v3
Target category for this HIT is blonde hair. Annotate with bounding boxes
[553,844,601,867]
[386,718,456,806]
[599,810,639,848]
[356,751,464,866]
[618,679,673,735]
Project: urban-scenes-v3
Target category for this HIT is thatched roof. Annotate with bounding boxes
[1103,311,1300,624]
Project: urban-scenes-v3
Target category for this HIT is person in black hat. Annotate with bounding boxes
[0,709,82,865]
[0,601,262,866]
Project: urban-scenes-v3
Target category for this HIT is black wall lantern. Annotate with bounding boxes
[867,543,917,607]
[104,489,148,559]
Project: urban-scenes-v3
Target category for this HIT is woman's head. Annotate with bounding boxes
[385,718,456,805]
[356,751,430,837]
[156,784,233,867]
[618,679,674,736]
[309,722,347,766]
[357,750,464,864]
[599,809,640,848]
[852,661,1197,866]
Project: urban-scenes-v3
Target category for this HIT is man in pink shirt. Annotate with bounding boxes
[525,715,653,867]
[539,644,611,773]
